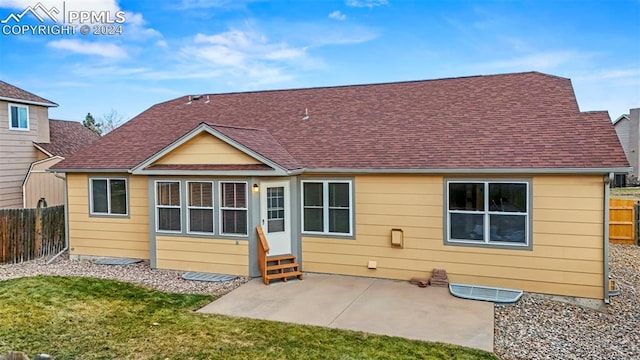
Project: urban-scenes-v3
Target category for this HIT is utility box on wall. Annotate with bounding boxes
[391,228,403,248]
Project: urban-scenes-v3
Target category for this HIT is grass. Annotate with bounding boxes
[0,276,499,360]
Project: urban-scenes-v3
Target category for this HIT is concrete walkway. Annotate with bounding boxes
[198,273,494,351]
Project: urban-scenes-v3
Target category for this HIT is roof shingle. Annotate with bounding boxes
[36,119,101,158]
[0,81,57,106]
[53,72,629,172]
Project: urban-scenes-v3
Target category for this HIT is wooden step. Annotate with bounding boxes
[267,254,295,263]
[264,270,303,284]
[266,263,300,271]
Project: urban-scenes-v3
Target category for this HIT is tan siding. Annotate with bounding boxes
[156,236,249,275]
[23,157,65,207]
[0,101,48,208]
[302,174,605,299]
[155,132,261,165]
[67,173,150,259]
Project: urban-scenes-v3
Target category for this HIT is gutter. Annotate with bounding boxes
[603,173,612,304]
[46,172,69,264]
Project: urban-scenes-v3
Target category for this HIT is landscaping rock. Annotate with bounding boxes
[1,351,30,360]
[0,251,248,297]
[495,244,640,359]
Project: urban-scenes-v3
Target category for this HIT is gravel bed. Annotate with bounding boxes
[0,252,249,297]
[495,243,640,360]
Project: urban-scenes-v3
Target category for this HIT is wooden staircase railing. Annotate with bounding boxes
[256,225,303,285]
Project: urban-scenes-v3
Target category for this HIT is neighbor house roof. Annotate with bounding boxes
[0,80,58,107]
[53,71,630,173]
[35,119,101,158]
[613,114,630,126]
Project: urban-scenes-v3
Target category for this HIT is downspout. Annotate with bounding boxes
[603,173,612,304]
[46,172,68,264]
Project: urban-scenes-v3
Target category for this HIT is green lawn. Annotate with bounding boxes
[0,276,498,360]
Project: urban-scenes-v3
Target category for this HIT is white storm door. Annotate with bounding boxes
[260,181,291,255]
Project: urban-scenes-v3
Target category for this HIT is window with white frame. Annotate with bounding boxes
[90,178,128,216]
[8,104,29,130]
[187,181,214,234]
[220,182,248,235]
[156,181,181,232]
[446,180,529,247]
[302,180,352,235]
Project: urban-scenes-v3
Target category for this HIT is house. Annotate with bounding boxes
[613,108,640,185]
[0,81,58,208]
[24,119,100,207]
[52,72,629,301]
[0,81,100,208]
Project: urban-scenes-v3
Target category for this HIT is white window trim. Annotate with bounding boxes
[446,180,530,247]
[8,103,29,131]
[219,181,249,236]
[301,180,353,236]
[186,181,215,235]
[155,180,182,233]
[89,178,128,216]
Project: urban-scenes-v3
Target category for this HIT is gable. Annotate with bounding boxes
[153,132,262,166]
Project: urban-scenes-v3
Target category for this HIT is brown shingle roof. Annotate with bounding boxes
[0,80,57,106]
[36,119,101,158]
[53,71,629,172]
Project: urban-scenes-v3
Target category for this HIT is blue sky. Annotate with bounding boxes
[0,0,638,123]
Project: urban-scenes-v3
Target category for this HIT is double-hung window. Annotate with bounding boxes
[157,181,181,232]
[8,104,29,130]
[187,181,214,234]
[220,182,248,235]
[302,180,353,235]
[90,178,128,216]
[446,180,529,247]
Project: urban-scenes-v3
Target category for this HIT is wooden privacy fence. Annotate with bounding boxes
[0,205,65,264]
[609,198,638,245]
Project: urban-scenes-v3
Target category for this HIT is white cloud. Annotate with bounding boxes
[155,39,168,48]
[186,29,307,68]
[345,0,388,8]
[48,39,128,59]
[123,11,161,40]
[329,10,347,21]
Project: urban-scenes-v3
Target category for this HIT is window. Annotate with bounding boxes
[302,180,353,235]
[157,181,181,232]
[447,180,529,247]
[90,178,127,216]
[220,182,248,235]
[187,181,214,234]
[8,104,28,130]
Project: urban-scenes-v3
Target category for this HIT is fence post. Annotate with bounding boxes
[35,208,43,256]
[633,201,640,245]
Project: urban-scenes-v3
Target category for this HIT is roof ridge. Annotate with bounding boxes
[0,80,58,105]
[49,118,80,123]
[207,122,265,131]
[172,71,560,101]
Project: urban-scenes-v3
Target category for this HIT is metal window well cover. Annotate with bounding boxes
[449,283,523,304]
[182,272,238,283]
[92,258,143,265]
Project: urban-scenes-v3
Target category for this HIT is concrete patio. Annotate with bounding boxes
[198,273,494,352]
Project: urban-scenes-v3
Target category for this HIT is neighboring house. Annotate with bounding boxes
[25,119,100,207]
[0,81,100,208]
[53,72,629,301]
[0,81,57,208]
[613,108,640,184]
